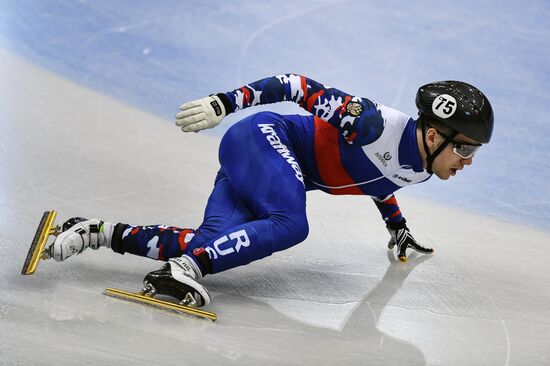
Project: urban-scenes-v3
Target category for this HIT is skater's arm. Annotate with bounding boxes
[373,194,434,262]
[372,194,403,224]
[220,74,385,145]
[176,74,385,145]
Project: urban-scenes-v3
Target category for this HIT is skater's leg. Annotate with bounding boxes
[109,170,254,261]
[190,170,255,246]
[49,112,307,273]
[190,112,309,274]
[49,217,196,262]
[109,224,196,260]
[52,165,255,263]
[134,112,308,307]
[110,170,258,307]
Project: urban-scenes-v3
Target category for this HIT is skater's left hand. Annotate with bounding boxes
[386,219,433,262]
[176,95,226,132]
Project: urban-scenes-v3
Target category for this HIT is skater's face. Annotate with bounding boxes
[423,127,480,180]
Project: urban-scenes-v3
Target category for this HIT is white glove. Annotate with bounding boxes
[175,95,226,132]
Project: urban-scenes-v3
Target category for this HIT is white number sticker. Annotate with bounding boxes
[431,94,457,119]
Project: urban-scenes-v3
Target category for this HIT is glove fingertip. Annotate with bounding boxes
[416,245,434,254]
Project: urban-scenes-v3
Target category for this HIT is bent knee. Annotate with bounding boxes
[271,215,309,250]
[293,218,309,243]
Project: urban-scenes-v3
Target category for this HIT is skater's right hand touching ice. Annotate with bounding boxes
[386,219,433,262]
[176,95,227,132]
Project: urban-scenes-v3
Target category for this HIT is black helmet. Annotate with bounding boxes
[416,80,494,143]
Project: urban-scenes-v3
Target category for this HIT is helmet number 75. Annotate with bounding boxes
[432,94,457,118]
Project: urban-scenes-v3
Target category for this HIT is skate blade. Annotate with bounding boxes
[103,287,217,321]
[21,210,59,275]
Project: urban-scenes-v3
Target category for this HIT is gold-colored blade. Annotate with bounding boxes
[103,287,217,321]
[21,210,57,275]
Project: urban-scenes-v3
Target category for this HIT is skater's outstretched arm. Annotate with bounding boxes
[176,74,385,146]
[372,194,403,224]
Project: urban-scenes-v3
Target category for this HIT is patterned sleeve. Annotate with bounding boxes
[372,194,404,224]
[217,73,385,146]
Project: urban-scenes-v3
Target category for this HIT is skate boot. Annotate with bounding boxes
[48,217,114,262]
[142,255,211,307]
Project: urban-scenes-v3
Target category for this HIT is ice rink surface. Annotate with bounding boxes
[1,1,550,365]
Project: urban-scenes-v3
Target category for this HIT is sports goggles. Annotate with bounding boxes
[436,130,481,159]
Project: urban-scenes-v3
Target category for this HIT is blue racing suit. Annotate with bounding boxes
[110,74,431,275]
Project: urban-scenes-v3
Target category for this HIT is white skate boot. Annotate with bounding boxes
[142,255,211,307]
[48,217,113,262]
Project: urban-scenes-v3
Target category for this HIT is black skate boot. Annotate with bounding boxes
[142,255,211,307]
